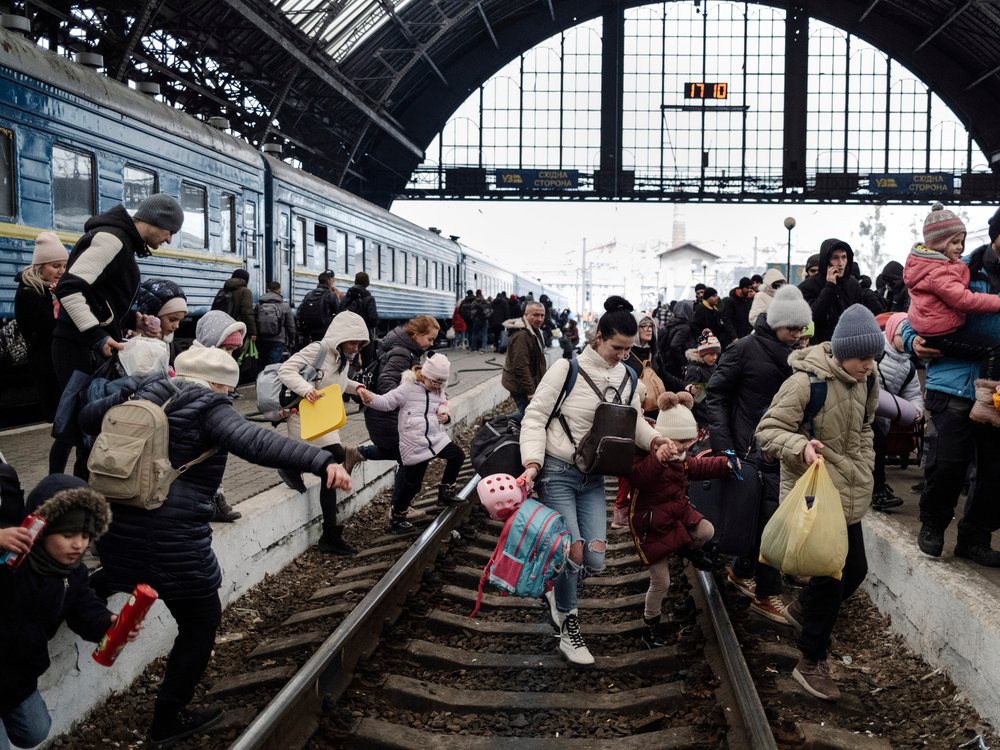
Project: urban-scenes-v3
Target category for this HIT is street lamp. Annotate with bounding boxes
[783,216,796,280]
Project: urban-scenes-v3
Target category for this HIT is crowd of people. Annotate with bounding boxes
[4,195,1000,745]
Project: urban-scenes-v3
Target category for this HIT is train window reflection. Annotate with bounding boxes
[245,201,258,259]
[353,233,364,272]
[52,145,94,230]
[220,194,236,253]
[295,217,307,266]
[123,165,156,211]
[0,128,13,218]
[315,224,329,271]
[179,183,207,249]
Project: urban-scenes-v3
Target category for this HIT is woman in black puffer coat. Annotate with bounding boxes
[80,346,350,746]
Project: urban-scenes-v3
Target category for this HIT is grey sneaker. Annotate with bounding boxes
[558,612,595,667]
[792,657,840,701]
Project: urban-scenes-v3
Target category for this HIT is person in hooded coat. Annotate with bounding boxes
[747,268,787,326]
[278,311,370,555]
[722,278,754,339]
[80,347,350,746]
[656,299,698,390]
[874,260,910,313]
[797,238,884,343]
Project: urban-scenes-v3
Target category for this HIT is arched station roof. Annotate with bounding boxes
[14,0,1000,205]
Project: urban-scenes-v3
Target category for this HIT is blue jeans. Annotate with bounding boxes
[511,393,530,419]
[259,340,285,366]
[1,691,51,750]
[536,455,607,613]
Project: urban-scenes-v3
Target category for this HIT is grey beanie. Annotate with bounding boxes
[133,193,184,233]
[831,304,884,360]
[766,285,812,329]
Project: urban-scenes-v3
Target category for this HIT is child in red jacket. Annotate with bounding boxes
[626,391,735,648]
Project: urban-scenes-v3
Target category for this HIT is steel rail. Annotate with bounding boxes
[228,474,480,750]
[694,569,778,750]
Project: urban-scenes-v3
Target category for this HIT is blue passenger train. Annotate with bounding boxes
[0,27,564,332]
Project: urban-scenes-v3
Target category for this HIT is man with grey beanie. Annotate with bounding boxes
[52,192,183,477]
[707,283,813,624]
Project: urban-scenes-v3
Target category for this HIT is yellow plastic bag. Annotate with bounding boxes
[758,459,848,580]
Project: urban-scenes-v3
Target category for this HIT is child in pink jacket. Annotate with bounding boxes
[903,203,1000,424]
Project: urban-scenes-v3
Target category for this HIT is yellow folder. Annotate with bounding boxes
[298,384,346,441]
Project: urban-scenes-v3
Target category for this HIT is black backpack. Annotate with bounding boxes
[297,288,330,329]
[256,300,282,337]
[211,288,235,316]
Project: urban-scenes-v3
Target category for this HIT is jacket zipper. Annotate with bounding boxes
[423,389,436,455]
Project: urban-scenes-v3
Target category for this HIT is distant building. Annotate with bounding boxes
[656,242,720,302]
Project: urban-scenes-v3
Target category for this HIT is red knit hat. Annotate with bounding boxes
[221,330,244,349]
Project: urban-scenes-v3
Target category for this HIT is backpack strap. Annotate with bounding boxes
[543,355,579,430]
[471,511,516,617]
[802,371,877,438]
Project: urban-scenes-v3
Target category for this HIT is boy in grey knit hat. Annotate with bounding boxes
[754,304,881,702]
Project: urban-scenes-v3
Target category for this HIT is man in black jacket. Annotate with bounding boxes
[52,192,183,386]
[797,238,884,343]
[706,284,813,622]
[722,277,754,340]
[341,272,379,364]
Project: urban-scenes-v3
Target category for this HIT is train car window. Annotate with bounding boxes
[394,248,405,283]
[179,183,207,249]
[314,224,329,271]
[295,217,307,267]
[447,266,453,293]
[431,261,438,290]
[244,201,258,258]
[423,258,430,288]
[122,165,157,211]
[380,244,392,280]
[407,253,417,286]
[0,128,13,218]
[337,231,349,274]
[220,194,236,253]
[52,145,94,230]
[364,241,374,274]
[352,233,364,272]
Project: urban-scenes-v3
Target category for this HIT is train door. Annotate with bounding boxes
[239,196,261,300]
[276,207,294,304]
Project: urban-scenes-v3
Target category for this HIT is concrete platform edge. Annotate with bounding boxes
[38,366,512,743]
[862,511,1000,728]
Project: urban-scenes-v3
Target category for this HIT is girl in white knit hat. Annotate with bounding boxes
[358,352,466,529]
[14,231,70,472]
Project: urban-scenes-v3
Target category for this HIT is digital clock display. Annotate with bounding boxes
[684,82,728,100]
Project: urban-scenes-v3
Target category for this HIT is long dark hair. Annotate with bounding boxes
[596,295,637,340]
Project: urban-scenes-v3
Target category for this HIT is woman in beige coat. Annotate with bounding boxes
[278,311,369,554]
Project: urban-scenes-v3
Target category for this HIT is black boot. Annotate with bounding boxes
[317,525,356,556]
[437,483,462,506]
[212,491,241,522]
[388,512,415,533]
[917,524,944,557]
[277,468,307,493]
[641,615,668,649]
[681,544,725,571]
[954,537,1000,567]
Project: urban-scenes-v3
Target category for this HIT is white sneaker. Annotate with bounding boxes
[544,588,564,631]
[558,612,595,667]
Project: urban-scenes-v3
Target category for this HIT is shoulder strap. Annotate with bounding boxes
[900,360,917,393]
[864,373,876,422]
[544,355,579,430]
[802,373,826,439]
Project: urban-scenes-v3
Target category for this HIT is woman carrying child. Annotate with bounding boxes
[358,352,466,530]
[626,392,734,648]
[903,203,1000,425]
[517,296,675,667]
[756,304,883,701]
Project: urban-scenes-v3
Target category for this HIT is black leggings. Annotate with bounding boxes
[319,444,346,536]
[393,442,466,515]
[154,592,223,719]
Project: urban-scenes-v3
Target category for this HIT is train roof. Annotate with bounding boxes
[0,28,261,168]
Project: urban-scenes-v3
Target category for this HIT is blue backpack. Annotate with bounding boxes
[471,498,571,617]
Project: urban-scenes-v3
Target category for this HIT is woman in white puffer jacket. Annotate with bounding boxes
[278,311,369,555]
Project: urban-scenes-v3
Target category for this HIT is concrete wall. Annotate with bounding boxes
[39,369,515,742]
[863,514,1000,728]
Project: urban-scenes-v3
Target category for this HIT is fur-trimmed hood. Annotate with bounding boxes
[31,487,112,540]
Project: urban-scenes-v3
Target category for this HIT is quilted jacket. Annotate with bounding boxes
[362,326,427,452]
[903,243,1000,337]
[80,375,334,598]
[755,342,879,525]
[364,371,451,465]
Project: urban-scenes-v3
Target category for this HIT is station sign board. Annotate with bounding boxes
[868,173,954,195]
[496,169,579,190]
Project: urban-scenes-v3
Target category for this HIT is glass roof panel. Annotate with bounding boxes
[270,0,418,61]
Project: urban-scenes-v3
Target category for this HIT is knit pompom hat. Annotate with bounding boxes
[421,352,451,382]
[883,312,908,345]
[174,346,239,388]
[133,193,184,233]
[32,231,68,265]
[923,203,966,251]
[654,391,698,441]
[766,284,812,330]
[831,304,884,360]
[26,474,111,540]
[697,329,721,355]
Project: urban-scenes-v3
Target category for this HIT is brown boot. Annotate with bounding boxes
[792,657,840,700]
[969,379,1000,427]
[343,446,365,475]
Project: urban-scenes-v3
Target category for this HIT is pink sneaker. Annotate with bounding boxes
[611,505,627,529]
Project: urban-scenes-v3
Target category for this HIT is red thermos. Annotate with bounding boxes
[2,514,47,570]
[92,584,158,667]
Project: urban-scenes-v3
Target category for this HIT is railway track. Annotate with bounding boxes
[212,470,776,750]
